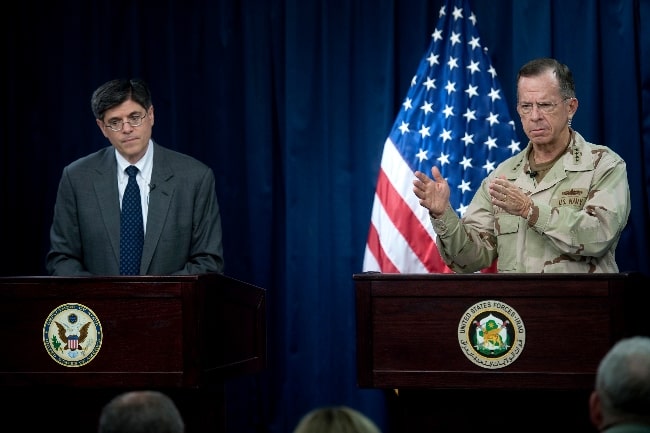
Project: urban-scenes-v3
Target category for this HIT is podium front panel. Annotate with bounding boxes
[354,273,640,390]
[0,274,266,389]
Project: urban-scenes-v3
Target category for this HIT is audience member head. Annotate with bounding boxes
[589,336,650,431]
[98,390,185,433]
[293,405,381,433]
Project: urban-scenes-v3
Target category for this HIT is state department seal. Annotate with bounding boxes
[43,303,103,367]
[457,299,525,369]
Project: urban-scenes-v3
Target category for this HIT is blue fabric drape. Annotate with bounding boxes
[2,1,648,432]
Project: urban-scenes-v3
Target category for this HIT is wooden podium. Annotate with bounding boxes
[0,273,266,433]
[354,272,646,433]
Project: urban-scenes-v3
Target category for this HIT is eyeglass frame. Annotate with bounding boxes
[103,111,148,132]
[517,97,573,115]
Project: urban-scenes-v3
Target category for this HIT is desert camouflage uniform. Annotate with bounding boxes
[430,130,630,273]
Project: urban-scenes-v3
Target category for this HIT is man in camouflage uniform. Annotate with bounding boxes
[413,57,630,273]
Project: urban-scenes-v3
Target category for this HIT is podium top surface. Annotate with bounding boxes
[353,272,634,281]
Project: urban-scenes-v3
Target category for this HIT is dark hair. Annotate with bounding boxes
[517,58,575,100]
[91,79,153,120]
[98,390,185,433]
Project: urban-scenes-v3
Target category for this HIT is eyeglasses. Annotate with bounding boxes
[104,112,147,131]
[517,98,570,115]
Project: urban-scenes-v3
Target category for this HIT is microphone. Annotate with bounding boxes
[527,170,538,178]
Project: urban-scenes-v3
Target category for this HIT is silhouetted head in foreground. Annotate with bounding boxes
[98,390,185,433]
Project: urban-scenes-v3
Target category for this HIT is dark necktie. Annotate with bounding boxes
[120,165,144,275]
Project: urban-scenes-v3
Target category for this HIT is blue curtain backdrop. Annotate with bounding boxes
[2,0,648,432]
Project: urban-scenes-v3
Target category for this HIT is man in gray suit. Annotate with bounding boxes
[46,78,224,275]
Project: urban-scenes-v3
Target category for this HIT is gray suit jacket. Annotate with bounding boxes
[46,142,224,275]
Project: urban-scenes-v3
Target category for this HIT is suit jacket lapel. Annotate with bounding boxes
[141,143,175,273]
[94,148,121,270]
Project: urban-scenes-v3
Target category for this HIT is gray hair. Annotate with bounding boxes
[596,336,650,425]
[517,57,576,100]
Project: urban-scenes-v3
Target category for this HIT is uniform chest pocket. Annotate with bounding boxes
[495,213,520,236]
[495,214,521,271]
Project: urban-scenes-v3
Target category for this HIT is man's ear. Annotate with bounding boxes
[96,118,109,138]
[589,390,603,430]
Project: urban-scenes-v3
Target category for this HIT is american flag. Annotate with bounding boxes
[363,0,520,273]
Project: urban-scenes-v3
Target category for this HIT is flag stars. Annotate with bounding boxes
[469,12,477,26]
[457,202,469,217]
[448,57,459,71]
[423,76,437,90]
[459,156,473,169]
[508,139,522,154]
[486,112,500,126]
[439,128,452,142]
[418,125,431,138]
[452,6,464,20]
[420,100,434,114]
[443,105,454,118]
[483,160,497,173]
[427,53,440,66]
[437,153,451,166]
[416,148,428,162]
[488,65,497,78]
[445,80,456,94]
[432,28,443,42]
[450,31,462,46]
[466,60,481,74]
[465,84,479,98]
[488,88,501,102]
[402,97,413,110]
[457,179,472,193]
[484,136,498,149]
[398,121,409,134]
[463,108,477,122]
[468,36,481,50]
[461,132,474,146]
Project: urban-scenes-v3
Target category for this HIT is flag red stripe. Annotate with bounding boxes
[365,220,400,273]
[375,168,452,273]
